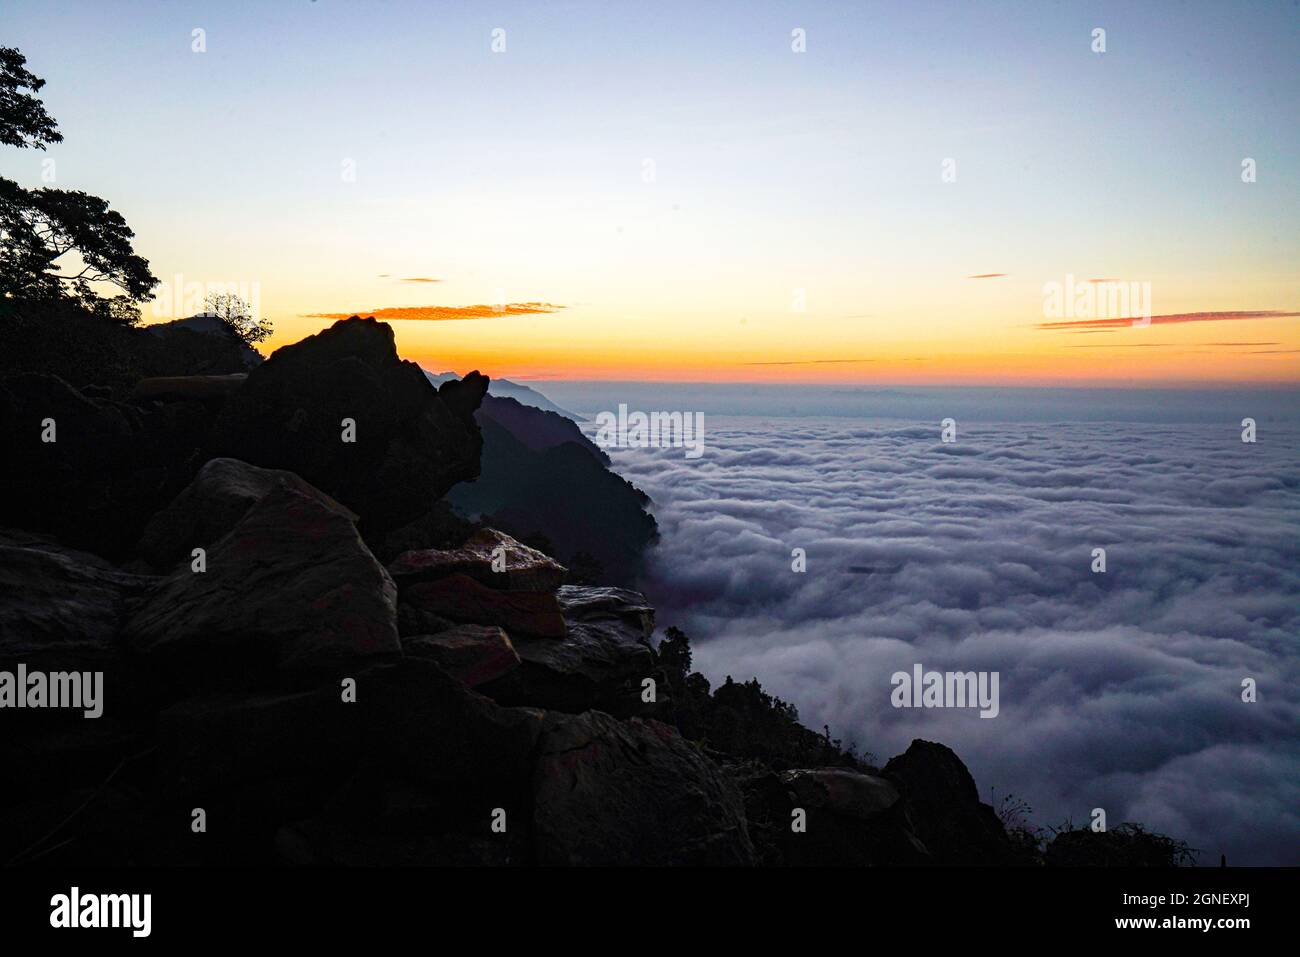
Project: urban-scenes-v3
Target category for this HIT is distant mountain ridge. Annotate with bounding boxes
[424,369,579,419]
[447,390,656,586]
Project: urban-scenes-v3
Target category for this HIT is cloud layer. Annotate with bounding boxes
[591,412,1300,864]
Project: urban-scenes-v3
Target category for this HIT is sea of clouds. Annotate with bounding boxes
[546,387,1300,865]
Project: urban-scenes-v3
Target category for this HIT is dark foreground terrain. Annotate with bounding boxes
[0,313,1189,866]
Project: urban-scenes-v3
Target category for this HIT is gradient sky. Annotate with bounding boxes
[3,0,1298,384]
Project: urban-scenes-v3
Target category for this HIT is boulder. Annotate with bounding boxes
[0,529,152,671]
[725,762,796,866]
[556,585,654,636]
[207,316,488,535]
[883,738,1017,865]
[532,711,755,866]
[0,373,173,557]
[136,457,356,569]
[388,527,566,593]
[123,485,400,677]
[482,585,657,716]
[402,625,520,688]
[403,573,567,640]
[778,768,929,866]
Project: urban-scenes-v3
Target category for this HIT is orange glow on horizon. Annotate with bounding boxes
[251,315,1300,387]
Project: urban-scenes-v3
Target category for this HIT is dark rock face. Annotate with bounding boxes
[208,317,487,536]
[779,768,930,866]
[0,374,189,557]
[0,530,151,670]
[402,625,520,689]
[532,711,756,866]
[136,456,357,569]
[404,573,567,639]
[363,658,543,792]
[448,408,657,586]
[396,601,455,638]
[123,485,400,678]
[388,527,566,593]
[481,585,659,717]
[883,739,1018,866]
[728,764,930,866]
[156,685,361,801]
[271,658,542,867]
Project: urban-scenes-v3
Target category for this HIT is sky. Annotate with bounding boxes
[2,0,1298,384]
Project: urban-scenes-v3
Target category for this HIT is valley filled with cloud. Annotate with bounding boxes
[591,406,1299,864]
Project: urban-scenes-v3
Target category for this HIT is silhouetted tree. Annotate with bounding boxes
[0,47,62,150]
[0,47,156,318]
[655,625,864,769]
[203,291,273,345]
[1043,822,1195,867]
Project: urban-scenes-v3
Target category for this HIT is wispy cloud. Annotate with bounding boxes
[1067,341,1290,351]
[742,358,877,366]
[1038,310,1300,331]
[967,273,1007,279]
[399,277,441,283]
[304,302,564,322]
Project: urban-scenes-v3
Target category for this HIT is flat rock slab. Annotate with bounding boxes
[555,585,654,639]
[389,527,566,593]
[402,625,519,688]
[131,374,247,403]
[483,585,657,716]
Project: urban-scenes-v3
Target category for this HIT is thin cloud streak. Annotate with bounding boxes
[303,302,564,322]
[742,358,878,366]
[1038,310,1300,331]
